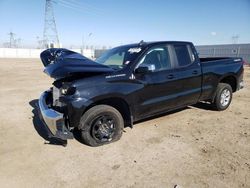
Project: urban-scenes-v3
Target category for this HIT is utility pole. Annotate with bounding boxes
[36,36,44,49]
[16,38,21,48]
[82,33,93,49]
[232,35,239,44]
[43,0,60,48]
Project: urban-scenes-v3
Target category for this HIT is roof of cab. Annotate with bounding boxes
[115,41,193,49]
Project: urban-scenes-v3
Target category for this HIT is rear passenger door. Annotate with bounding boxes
[171,43,202,106]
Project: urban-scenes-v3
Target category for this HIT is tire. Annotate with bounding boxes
[213,83,233,111]
[79,105,124,147]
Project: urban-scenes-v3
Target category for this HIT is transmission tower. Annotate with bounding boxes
[43,0,60,48]
[7,32,16,48]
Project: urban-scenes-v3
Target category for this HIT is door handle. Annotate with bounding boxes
[192,70,198,75]
[167,74,174,79]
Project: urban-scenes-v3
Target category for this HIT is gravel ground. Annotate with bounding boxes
[0,58,249,188]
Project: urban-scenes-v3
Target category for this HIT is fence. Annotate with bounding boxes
[196,43,250,63]
[0,48,42,58]
[0,48,95,59]
[1,44,250,62]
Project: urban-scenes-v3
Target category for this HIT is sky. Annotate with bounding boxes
[0,0,250,48]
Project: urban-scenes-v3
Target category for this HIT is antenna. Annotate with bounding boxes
[139,40,145,46]
[43,0,60,48]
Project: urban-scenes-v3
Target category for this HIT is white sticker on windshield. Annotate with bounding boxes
[128,47,141,54]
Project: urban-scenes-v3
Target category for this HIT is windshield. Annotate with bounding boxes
[95,45,144,70]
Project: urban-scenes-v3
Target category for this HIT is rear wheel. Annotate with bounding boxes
[79,105,124,147]
[213,83,232,111]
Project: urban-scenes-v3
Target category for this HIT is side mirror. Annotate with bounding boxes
[135,64,155,74]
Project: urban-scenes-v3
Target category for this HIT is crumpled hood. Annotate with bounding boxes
[40,48,114,79]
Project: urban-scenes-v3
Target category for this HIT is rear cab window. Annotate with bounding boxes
[173,44,195,67]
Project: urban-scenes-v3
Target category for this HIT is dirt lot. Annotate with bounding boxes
[0,58,249,188]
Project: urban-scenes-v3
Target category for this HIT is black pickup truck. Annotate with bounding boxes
[38,41,244,146]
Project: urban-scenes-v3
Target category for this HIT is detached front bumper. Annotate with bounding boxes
[38,91,73,140]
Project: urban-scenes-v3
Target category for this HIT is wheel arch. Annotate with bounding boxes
[82,97,133,128]
[211,74,237,102]
[219,74,237,92]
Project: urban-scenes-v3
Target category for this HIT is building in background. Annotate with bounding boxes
[196,43,250,63]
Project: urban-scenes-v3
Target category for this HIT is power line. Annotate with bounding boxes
[66,0,104,13]
[57,0,104,15]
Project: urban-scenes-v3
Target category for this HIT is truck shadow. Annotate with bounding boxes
[29,99,67,147]
[134,107,190,125]
[134,103,215,125]
[191,102,216,111]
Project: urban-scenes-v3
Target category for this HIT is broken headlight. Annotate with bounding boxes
[61,84,76,95]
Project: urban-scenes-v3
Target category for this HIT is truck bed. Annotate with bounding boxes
[200,57,232,63]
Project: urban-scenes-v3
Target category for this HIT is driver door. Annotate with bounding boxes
[133,45,181,119]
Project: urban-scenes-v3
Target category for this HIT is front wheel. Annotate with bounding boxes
[79,105,124,147]
[213,83,233,111]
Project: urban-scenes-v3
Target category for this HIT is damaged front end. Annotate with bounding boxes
[38,48,114,140]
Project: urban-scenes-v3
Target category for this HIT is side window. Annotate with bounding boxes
[138,45,171,71]
[173,44,194,67]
